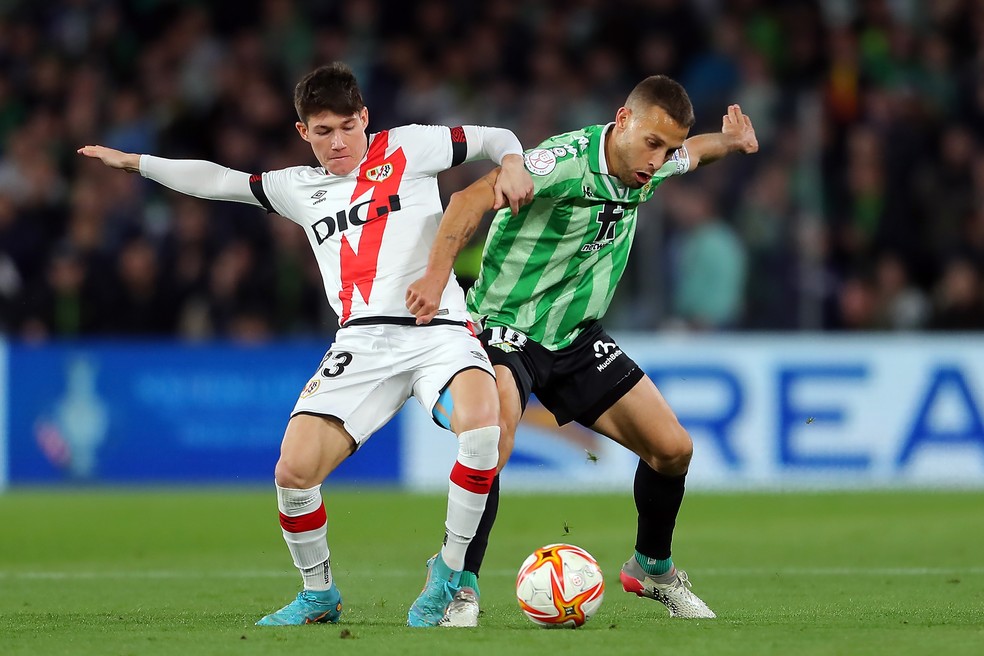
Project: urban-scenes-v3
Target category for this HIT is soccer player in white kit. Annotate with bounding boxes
[79,62,534,628]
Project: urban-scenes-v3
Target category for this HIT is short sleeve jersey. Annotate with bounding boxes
[250,124,471,326]
[466,123,690,350]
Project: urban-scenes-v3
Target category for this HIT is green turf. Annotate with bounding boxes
[1,489,982,655]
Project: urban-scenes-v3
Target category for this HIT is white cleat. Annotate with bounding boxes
[619,559,716,619]
[439,586,480,627]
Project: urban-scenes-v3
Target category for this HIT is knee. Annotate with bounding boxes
[452,397,499,433]
[274,458,319,490]
[644,424,693,475]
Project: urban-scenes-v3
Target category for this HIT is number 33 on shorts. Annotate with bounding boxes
[321,351,353,378]
[297,350,352,399]
[291,324,494,447]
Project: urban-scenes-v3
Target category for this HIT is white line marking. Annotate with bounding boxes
[699,567,984,576]
[0,566,981,581]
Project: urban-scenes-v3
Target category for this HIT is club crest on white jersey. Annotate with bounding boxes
[365,162,393,182]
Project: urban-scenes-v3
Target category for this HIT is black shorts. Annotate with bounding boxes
[479,321,644,426]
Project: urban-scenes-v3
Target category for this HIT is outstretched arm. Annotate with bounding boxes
[77,145,262,206]
[682,104,759,172]
[406,169,499,324]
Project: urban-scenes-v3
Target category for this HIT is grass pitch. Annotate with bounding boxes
[0,488,982,656]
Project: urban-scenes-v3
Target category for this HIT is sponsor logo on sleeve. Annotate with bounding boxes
[524,149,557,176]
[669,146,689,175]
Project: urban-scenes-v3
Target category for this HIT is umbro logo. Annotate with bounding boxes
[311,190,328,205]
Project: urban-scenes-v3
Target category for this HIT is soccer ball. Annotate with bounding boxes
[515,543,605,628]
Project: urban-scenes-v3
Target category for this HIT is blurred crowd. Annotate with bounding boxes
[2,0,984,341]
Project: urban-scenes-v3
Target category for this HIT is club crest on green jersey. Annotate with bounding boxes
[524,149,557,175]
[524,136,590,176]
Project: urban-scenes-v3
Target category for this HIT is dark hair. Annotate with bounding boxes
[625,75,695,128]
[293,62,365,124]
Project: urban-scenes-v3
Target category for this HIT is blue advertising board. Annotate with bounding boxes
[0,340,6,490]
[5,341,400,486]
[3,335,983,491]
[404,334,984,491]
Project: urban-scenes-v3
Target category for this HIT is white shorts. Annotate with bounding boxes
[291,323,494,446]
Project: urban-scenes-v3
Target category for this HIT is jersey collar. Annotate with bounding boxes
[589,122,615,176]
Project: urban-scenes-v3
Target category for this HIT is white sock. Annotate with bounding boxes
[442,426,499,571]
[277,483,333,591]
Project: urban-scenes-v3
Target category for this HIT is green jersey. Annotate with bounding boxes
[466,123,690,350]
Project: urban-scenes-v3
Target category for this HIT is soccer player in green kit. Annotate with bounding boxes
[406,75,758,625]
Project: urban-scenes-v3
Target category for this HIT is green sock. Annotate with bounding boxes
[459,571,480,597]
[635,551,673,576]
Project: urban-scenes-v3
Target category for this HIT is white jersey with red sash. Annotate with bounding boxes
[249,124,472,327]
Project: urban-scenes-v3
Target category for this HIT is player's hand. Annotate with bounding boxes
[406,272,447,325]
[77,145,141,172]
[722,105,758,155]
[493,154,534,214]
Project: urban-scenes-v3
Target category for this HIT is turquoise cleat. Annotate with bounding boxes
[407,554,461,627]
[255,586,343,626]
